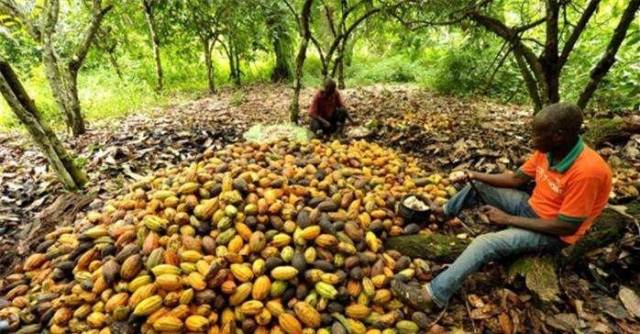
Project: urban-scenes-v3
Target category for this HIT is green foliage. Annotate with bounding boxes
[1,0,638,131]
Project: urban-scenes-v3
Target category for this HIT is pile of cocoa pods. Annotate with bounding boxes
[0,139,456,334]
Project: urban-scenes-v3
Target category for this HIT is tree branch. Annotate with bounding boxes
[468,11,548,103]
[70,0,113,71]
[283,0,305,35]
[514,51,543,112]
[321,0,337,38]
[559,0,601,67]
[577,0,640,109]
[309,34,327,71]
[543,0,560,65]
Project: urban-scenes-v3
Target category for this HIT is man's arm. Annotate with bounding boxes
[468,171,530,189]
[313,115,331,127]
[507,216,579,236]
[482,205,579,236]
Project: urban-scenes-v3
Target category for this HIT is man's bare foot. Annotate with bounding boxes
[391,279,433,311]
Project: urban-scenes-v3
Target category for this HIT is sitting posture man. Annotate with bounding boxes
[392,103,612,310]
[309,79,352,136]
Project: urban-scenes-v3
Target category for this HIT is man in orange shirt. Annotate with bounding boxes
[392,103,612,310]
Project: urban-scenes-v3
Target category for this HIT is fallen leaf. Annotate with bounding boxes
[545,313,579,332]
[619,286,640,319]
[498,312,513,334]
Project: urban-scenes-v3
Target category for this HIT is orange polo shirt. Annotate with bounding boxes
[517,138,612,244]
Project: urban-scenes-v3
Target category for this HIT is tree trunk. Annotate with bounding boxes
[289,0,315,124]
[201,37,215,94]
[142,0,163,92]
[42,48,86,137]
[0,60,87,190]
[224,39,241,86]
[233,46,241,85]
[577,0,640,109]
[270,30,293,83]
[290,39,308,124]
[106,48,123,80]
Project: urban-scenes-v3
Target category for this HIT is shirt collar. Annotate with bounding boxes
[546,136,584,173]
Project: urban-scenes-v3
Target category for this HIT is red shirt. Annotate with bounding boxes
[309,90,344,119]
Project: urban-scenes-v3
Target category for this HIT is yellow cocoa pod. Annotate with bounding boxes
[315,234,338,248]
[185,315,210,331]
[128,275,152,293]
[271,233,291,247]
[371,275,387,288]
[270,266,298,281]
[261,298,282,316]
[73,304,92,319]
[228,235,244,253]
[105,292,129,313]
[179,182,199,194]
[230,263,254,282]
[229,282,253,306]
[345,304,371,320]
[169,304,190,319]
[300,226,321,240]
[252,276,271,300]
[373,289,392,305]
[187,272,206,291]
[278,313,303,334]
[155,274,182,291]
[180,250,202,263]
[129,283,157,307]
[179,288,194,305]
[240,300,264,315]
[348,319,367,334]
[133,295,163,316]
[293,302,321,328]
[153,315,184,331]
[87,311,108,328]
[235,222,253,241]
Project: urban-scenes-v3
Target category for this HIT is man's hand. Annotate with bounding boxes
[480,205,511,225]
[449,170,475,184]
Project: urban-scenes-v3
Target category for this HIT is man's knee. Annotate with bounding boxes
[467,232,502,257]
[471,180,493,193]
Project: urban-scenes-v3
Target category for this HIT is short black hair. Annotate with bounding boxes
[323,78,336,92]
[535,102,583,136]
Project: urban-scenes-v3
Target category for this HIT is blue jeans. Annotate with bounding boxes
[427,181,564,307]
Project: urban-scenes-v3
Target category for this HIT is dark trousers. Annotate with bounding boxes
[310,107,349,135]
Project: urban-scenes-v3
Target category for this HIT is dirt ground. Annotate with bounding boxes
[1,84,639,332]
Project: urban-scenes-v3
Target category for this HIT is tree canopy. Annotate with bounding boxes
[0,0,638,131]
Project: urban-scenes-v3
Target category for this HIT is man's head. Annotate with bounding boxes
[532,103,583,153]
[323,79,337,95]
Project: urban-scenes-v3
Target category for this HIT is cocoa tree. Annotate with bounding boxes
[309,0,387,88]
[394,0,640,112]
[169,0,230,94]
[142,0,163,92]
[285,0,315,123]
[264,1,295,83]
[0,58,87,190]
[0,0,112,136]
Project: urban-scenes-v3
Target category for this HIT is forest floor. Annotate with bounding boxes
[1,84,639,332]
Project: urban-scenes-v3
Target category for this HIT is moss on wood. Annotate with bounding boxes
[384,233,470,262]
